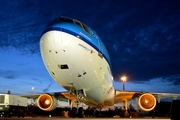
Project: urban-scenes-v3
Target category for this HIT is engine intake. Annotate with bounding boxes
[37,94,57,111]
[138,93,156,112]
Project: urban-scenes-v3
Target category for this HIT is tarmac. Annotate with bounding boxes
[0,117,171,120]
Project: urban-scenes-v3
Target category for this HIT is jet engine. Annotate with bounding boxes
[138,93,156,112]
[37,94,58,111]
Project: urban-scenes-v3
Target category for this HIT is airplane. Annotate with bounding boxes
[24,16,180,117]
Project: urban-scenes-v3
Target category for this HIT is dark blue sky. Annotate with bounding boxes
[0,0,180,95]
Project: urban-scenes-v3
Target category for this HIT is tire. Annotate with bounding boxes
[78,107,84,118]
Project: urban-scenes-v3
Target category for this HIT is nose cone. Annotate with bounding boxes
[40,30,73,52]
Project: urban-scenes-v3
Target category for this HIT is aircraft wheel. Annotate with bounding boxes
[78,107,84,118]
[71,107,77,118]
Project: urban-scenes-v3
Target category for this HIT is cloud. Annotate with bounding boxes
[104,4,180,83]
[114,77,180,93]
[0,0,53,54]
[0,0,180,94]
[0,70,18,80]
[163,76,180,85]
[43,79,53,93]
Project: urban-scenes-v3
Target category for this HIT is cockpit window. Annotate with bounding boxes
[48,16,74,26]
[58,16,90,34]
[57,17,74,23]
[81,23,90,34]
[73,20,90,34]
[48,16,90,34]
[74,20,82,28]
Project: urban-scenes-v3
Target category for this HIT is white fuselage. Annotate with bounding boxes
[40,30,115,107]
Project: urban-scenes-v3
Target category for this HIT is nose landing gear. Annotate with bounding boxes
[69,89,84,118]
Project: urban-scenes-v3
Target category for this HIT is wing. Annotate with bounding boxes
[151,92,180,102]
[21,91,76,102]
[21,91,78,111]
[114,90,180,103]
[114,90,141,103]
[114,90,180,112]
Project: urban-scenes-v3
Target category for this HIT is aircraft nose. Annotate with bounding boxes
[40,30,72,50]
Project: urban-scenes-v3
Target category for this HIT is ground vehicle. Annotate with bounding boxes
[0,94,27,117]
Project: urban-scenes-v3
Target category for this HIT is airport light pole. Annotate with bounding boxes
[121,76,126,90]
[32,87,34,95]
[31,87,34,105]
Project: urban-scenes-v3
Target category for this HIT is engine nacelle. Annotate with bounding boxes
[37,94,57,111]
[138,93,156,112]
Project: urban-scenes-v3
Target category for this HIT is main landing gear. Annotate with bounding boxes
[123,100,129,117]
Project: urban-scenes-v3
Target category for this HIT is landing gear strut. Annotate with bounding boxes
[69,90,84,118]
[123,100,129,117]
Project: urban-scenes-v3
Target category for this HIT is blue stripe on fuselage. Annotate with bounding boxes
[41,27,111,67]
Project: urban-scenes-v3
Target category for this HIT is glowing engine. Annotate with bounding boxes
[37,94,57,111]
[138,93,156,112]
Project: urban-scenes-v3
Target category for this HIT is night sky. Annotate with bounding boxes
[0,0,180,95]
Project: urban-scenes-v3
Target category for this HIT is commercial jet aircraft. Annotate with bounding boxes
[24,16,180,117]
